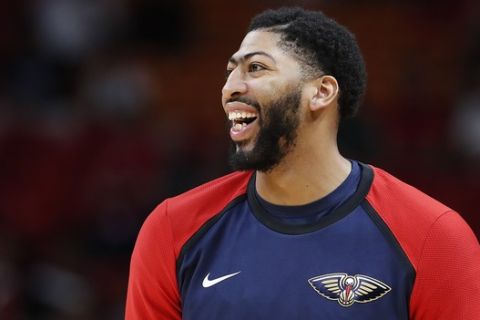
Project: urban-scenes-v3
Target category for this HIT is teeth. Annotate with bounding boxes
[233,123,243,131]
[228,111,257,121]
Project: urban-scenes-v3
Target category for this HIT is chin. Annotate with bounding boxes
[234,140,256,153]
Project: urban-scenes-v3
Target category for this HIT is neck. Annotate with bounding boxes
[255,142,351,206]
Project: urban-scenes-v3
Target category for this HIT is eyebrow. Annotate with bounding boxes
[228,51,276,64]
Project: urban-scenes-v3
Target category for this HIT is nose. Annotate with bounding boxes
[222,68,247,102]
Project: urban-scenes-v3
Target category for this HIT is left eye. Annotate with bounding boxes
[249,63,265,72]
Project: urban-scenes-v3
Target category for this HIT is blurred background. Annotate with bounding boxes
[0,0,479,318]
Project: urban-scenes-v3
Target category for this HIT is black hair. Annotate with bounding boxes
[248,7,366,119]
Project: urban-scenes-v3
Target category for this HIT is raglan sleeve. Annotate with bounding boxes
[125,200,182,320]
[409,210,480,320]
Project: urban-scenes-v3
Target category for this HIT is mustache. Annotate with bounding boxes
[226,97,261,111]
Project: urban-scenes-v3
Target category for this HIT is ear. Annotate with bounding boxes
[308,75,339,112]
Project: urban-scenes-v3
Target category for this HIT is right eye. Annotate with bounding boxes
[225,68,234,79]
[248,63,266,73]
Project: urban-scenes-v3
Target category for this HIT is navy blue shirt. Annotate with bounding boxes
[127,161,480,319]
[178,162,414,319]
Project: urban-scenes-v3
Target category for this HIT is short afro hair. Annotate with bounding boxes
[248,7,366,119]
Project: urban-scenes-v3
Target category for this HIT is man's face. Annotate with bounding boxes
[222,30,305,172]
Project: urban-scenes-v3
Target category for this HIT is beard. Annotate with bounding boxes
[228,88,302,172]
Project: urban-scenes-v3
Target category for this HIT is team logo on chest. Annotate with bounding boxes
[308,273,391,307]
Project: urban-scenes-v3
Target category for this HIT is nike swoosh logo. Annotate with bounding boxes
[202,271,241,288]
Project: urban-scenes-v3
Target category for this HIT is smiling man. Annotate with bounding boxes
[126,7,480,320]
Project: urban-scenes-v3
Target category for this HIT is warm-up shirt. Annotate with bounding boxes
[126,162,480,319]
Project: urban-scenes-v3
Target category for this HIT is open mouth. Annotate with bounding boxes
[229,111,258,132]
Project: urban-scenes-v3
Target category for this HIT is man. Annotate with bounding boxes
[126,7,480,319]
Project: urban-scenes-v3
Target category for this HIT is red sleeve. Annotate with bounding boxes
[409,210,480,319]
[125,200,182,320]
[367,166,480,319]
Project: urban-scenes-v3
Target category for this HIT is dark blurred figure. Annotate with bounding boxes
[0,0,195,319]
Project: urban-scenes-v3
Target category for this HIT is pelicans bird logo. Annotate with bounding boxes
[308,273,391,307]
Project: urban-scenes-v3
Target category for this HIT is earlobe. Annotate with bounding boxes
[310,92,322,111]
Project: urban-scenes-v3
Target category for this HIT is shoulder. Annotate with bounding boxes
[365,165,469,269]
[166,170,252,217]
[367,165,451,216]
[145,170,253,256]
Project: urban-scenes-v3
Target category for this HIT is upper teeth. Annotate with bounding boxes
[228,111,257,121]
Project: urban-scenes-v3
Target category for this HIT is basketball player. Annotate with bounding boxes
[126,7,480,319]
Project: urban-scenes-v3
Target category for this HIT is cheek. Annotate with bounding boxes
[248,79,280,107]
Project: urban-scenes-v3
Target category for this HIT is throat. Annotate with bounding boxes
[255,157,352,206]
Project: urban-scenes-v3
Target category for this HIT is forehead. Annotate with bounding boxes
[230,30,298,66]
[239,30,281,53]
